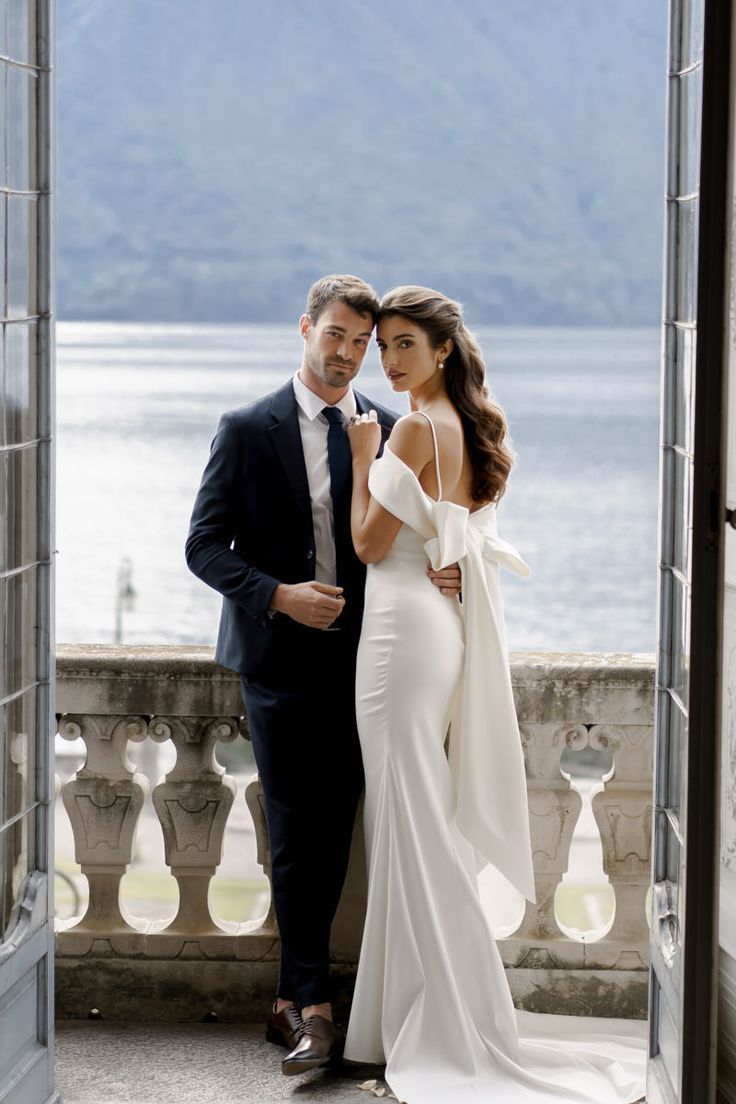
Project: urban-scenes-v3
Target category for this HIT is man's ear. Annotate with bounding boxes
[299,313,311,340]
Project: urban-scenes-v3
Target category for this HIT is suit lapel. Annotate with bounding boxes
[267,382,394,539]
[268,381,313,540]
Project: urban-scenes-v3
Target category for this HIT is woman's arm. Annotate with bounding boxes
[348,413,434,564]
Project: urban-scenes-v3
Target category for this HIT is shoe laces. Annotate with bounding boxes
[301,1014,328,1035]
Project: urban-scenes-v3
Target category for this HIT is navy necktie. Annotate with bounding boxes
[322,405,352,588]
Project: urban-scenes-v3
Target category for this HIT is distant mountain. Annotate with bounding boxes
[57,0,668,324]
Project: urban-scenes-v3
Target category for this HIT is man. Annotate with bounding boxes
[185,274,460,1075]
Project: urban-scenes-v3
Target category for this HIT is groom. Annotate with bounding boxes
[185,274,459,1075]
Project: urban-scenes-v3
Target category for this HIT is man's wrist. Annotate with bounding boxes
[268,583,290,615]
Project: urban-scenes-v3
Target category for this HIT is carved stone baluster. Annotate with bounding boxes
[589,723,653,956]
[59,714,149,933]
[150,716,238,934]
[244,776,277,934]
[514,722,586,941]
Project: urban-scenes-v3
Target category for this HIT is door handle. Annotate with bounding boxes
[727,508,736,529]
[653,881,678,966]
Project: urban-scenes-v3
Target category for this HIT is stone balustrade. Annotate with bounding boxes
[54,645,654,1022]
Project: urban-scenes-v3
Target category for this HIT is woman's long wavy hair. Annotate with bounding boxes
[378,286,513,504]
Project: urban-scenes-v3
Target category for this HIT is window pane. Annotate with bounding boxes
[0,815,34,939]
[672,448,692,578]
[7,195,37,319]
[7,66,37,193]
[0,197,6,317]
[7,0,36,67]
[679,0,704,70]
[662,323,697,453]
[677,67,702,199]
[674,325,696,452]
[658,566,674,687]
[660,446,675,568]
[676,198,699,323]
[665,197,699,324]
[0,566,37,702]
[668,695,687,825]
[0,687,36,829]
[0,444,38,574]
[0,64,7,190]
[670,571,690,704]
[3,321,38,445]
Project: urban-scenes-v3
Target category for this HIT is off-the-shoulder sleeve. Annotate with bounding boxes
[368,448,437,537]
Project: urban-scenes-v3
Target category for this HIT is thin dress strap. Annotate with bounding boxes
[415,410,443,500]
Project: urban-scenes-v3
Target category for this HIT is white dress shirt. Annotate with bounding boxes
[292,370,357,585]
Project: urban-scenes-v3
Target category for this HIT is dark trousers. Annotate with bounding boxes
[241,630,364,1007]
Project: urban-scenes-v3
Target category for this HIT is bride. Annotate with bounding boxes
[343,286,647,1103]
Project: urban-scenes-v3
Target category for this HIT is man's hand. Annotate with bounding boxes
[269,581,345,629]
[427,562,462,598]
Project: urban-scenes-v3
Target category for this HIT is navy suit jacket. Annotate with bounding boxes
[185,378,398,680]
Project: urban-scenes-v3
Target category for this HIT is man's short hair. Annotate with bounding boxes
[306,274,380,324]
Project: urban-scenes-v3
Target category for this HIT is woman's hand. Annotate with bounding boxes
[347,410,381,464]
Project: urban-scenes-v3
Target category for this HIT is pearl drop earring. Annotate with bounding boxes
[438,362,444,370]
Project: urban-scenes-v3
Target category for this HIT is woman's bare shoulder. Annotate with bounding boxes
[388,413,435,470]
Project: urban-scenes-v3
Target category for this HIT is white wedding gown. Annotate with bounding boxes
[343,413,647,1104]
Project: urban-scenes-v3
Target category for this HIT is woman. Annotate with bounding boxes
[343,286,647,1103]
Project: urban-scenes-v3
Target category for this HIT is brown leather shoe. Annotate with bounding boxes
[265,1001,303,1050]
[281,1013,343,1075]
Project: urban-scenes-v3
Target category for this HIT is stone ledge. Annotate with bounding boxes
[56,644,656,724]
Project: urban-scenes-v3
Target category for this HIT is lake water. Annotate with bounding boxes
[56,322,661,654]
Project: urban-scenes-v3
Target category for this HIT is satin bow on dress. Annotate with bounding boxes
[371,444,537,905]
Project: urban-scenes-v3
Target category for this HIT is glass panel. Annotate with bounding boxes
[655,688,671,806]
[671,571,690,704]
[677,67,702,199]
[677,198,699,324]
[668,695,688,825]
[665,814,681,884]
[3,321,37,445]
[666,75,679,199]
[7,66,36,193]
[0,444,37,574]
[659,567,674,688]
[7,0,35,67]
[662,324,677,448]
[679,0,704,70]
[0,565,36,702]
[7,195,37,318]
[660,447,675,567]
[0,687,36,829]
[0,815,33,939]
[664,200,678,323]
[0,4,7,58]
[674,325,696,451]
[0,197,6,318]
[672,448,692,577]
[0,63,7,189]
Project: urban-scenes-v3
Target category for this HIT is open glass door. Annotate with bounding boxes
[649,0,729,1101]
[717,0,736,1092]
[0,1,57,1101]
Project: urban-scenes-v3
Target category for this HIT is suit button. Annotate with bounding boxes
[307,550,314,559]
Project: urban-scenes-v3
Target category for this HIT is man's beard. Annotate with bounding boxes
[309,351,357,389]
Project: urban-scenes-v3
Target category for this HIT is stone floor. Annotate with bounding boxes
[55,1020,647,1104]
[55,1021,389,1104]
